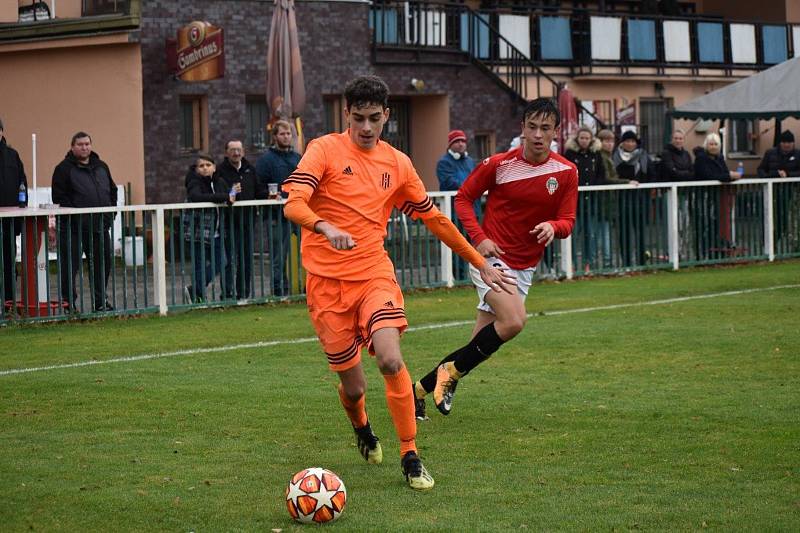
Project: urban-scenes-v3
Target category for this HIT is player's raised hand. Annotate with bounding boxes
[530,222,555,246]
[315,221,357,250]
[477,261,517,294]
[476,239,505,257]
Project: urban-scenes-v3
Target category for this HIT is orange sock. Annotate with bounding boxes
[383,365,416,457]
[337,383,368,429]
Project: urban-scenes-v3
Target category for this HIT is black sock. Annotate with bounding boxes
[418,323,505,393]
[453,322,504,375]
[418,350,460,394]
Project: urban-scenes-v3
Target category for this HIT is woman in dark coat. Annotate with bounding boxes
[693,133,742,257]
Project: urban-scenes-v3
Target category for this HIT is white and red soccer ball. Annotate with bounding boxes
[285,467,347,524]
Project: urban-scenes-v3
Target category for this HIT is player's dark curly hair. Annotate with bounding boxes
[522,97,560,128]
[344,75,389,110]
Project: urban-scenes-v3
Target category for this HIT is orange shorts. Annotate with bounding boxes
[306,274,407,372]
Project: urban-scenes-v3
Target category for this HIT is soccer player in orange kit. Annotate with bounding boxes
[282,76,515,490]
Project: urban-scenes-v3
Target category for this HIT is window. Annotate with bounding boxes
[179,95,208,153]
[246,96,269,151]
[593,100,613,128]
[728,119,756,155]
[639,98,673,154]
[323,96,343,134]
[472,131,496,160]
[381,98,409,155]
[82,0,130,17]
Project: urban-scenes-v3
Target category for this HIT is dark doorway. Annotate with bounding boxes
[383,98,410,154]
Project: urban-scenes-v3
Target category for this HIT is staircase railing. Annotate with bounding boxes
[369,1,606,128]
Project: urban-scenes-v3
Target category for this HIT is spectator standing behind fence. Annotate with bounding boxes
[0,118,28,304]
[183,153,238,303]
[256,120,301,297]
[660,129,693,181]
[757,131,800,178]
[217,140,265,300]
[612,130,653,265]
[52,132,116,312]
[694,133,741,253]
[565,127,605,273]
[598,129,639,269]
[757,130,800,245]
[436,130,475,191]
[437,129,477,279]
[659,129,694,257]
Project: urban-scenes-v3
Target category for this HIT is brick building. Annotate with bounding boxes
[1,0,799,204]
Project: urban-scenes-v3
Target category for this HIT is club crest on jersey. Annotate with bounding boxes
[381,172,391,189]
[546,177,559,195]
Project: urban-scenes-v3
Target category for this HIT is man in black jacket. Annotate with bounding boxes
[216,139,265,299]
[0,118,28,304]
[757,130,800,178]
[757,130,800,242]
[660,129,693,181]
[52,132,117,312]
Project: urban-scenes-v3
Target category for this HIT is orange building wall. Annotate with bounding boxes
[786,1,800,22]
[53,0,82,19]
[0,42,145,204]
[409,95,449,191]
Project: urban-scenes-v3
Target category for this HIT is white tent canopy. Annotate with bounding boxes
[673,56,800,120]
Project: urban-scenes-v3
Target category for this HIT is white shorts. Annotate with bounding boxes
[468,256,535,314]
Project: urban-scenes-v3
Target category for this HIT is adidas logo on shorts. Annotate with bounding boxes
[343,166,354,175]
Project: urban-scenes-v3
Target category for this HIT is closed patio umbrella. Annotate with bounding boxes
[558,85,578,152]
[267,0,306,149]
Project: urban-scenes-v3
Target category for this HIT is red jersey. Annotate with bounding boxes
[455,146,578,270]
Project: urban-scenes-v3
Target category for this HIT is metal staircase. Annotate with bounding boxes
[369,1,605,126]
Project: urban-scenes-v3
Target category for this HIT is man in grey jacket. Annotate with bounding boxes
[52,132,117,312]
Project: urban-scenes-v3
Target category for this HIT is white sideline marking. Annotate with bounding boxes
[2,284,798,377]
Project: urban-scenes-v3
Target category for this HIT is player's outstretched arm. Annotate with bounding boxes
[422,213,515,294]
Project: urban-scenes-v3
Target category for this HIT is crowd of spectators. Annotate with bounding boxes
[1,112,799,308]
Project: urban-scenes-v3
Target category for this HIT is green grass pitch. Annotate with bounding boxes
[1,260,798,531]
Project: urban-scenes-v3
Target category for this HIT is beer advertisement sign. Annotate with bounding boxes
[174,21,224,81]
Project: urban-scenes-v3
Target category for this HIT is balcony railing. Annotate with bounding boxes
[371,1,800,76]
[0,0,138,42]
[1,179,798,324]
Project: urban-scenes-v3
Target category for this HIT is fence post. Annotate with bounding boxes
[151,208,168,315]
[763,181,774,261]
[667,185,680,270]
[561,235,573,280]
[439,194,454,287]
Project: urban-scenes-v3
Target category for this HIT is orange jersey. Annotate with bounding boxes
[283,132,443,280]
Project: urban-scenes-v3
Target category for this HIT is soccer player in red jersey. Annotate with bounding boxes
[282,76,515,490]
[413,97,579,417]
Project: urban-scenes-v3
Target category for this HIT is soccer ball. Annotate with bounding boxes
[285,467,347,524]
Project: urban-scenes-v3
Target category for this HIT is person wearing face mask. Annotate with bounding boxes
[436,130,475,192]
